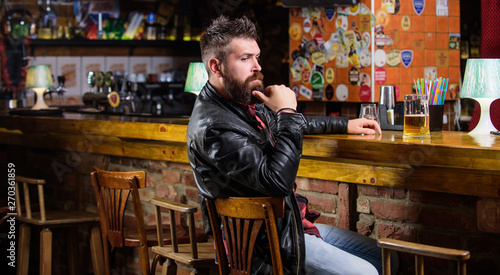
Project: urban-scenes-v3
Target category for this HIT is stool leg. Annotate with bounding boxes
[17,223,31,275]
[40,228,52,275]
[90,226,105,275]
[68,228,78,275]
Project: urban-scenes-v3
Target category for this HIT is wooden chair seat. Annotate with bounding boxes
[16,210,99,226]
[150,197,217,274]
[151,240,215,265]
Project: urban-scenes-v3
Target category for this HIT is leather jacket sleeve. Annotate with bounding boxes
[303,115,349,134]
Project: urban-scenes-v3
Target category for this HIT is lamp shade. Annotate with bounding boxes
[461,59,500,99]
[26,64,54,89]
[26,64,54,110]
[460,59,500,135]
[184,62,208,96]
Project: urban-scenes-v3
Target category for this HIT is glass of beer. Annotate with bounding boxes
[403,94,430,138]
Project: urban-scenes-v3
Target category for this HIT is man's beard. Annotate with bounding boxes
[222,69,265,106]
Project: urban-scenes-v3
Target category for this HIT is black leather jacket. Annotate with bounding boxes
[187,82,348,274]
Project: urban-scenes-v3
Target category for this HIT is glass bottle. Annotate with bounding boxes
[38,0,57,39]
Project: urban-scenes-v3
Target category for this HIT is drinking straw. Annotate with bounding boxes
[441,78,449,105]
[436,79,442,105]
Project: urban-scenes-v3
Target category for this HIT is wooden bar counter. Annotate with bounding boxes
[1,112,499,198]
[2,112,500,274]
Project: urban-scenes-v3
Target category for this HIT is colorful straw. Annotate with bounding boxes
[413,77,449,105]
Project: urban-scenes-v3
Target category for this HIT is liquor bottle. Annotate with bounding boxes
[144,13,157,40]
[38,0,57,39]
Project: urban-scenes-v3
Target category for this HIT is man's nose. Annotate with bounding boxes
[252,58,261,72]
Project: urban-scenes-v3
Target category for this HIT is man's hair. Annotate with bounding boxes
[200,16,259,73]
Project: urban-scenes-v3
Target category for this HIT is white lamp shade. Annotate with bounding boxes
[461,59,500,99]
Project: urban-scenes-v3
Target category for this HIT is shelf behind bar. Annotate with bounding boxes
[28,39,201,56]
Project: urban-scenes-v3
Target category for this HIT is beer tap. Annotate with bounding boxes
[125,73,136,113]
[55,75,67,104]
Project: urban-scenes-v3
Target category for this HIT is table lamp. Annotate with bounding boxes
[461,59,500,135]
[184,62,208,96]
[26,64,54,110]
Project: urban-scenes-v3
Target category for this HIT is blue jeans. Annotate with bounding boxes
[304,224,399,275]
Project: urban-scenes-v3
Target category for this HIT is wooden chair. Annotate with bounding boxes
[378,238,471,275]
[206,197,285,275]
[91,167,208,275]
[14,175,101,275]
[150,197,216,275]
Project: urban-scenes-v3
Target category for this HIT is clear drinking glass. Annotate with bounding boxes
[403,94,430,138]
[360,103,378,121]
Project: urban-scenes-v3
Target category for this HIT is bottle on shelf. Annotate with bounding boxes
[38,0,57,39]
[144,13,158,40]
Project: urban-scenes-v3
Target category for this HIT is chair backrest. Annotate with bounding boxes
[377,238,470,275]
[206,197,285,275]
[15,176,46,221]
[90,166,149,275]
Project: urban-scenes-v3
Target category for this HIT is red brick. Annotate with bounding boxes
[145,174,155,188]
[296,177,339,194]
[149,160,170,168]
[358,185,406,199]
[121,157,131,166]
[338,183,352,229]
[477,197,500,233]
[409,190,475,208]
[156,183,178,200]
[138,188,155,202]
[377,223,416,242]
[162,169,181,183]
[183,171,197,187]
[171,162,192,171]
[356,214,375,236]
[371,200,419,222]
[132,158,149,168]
[306,193,336,213]
[145,166,162,174]
[186,188,200,203]
[420,208,476,232]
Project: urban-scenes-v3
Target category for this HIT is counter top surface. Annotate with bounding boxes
[2,112,499,197]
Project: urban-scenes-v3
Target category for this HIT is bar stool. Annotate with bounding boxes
[15,175,101,275]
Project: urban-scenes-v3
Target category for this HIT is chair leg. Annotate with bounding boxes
[162,258,177,275]
[151,254,162,274]
[40,228,53,275]
[17,223,30,275]
[90,226,105,275]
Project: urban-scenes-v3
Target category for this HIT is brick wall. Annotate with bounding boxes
[3,144,499,274]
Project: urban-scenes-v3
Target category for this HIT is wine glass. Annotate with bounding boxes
[360,103,378,121]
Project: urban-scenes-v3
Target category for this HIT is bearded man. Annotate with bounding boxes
[187,15,397,275]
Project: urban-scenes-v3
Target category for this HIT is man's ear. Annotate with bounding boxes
[208,58,222,78]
